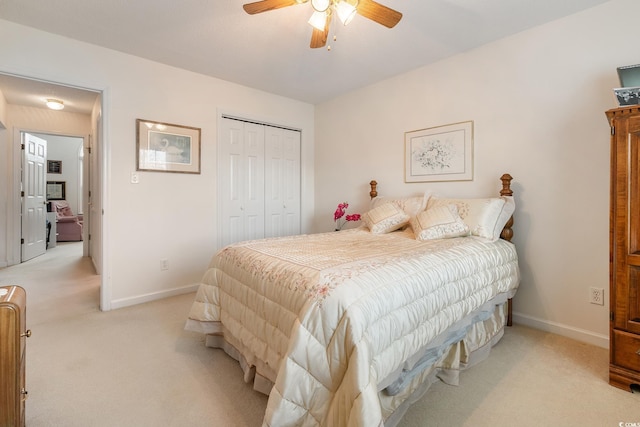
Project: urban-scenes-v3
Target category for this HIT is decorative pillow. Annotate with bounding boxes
[55,202,74,219]
[370,191,431,222]
[411,204,470,241]
[363,202,410,234]
[426,196,515,241]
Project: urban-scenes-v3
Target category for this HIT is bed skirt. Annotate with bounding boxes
[185,291,513,426]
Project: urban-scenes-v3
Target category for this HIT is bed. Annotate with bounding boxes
[185,173,520,427]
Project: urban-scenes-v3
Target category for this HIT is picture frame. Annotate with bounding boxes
[405,121,473,183]
[46,181,66,200]
[136,119,201,174]
[47,160,62,174]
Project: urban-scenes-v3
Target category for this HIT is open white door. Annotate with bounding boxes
[21,132,48,262]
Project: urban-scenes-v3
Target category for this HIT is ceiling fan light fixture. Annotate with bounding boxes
[310,0,330,12]
[45,99,64,110]
[308,10,327,31]
[336,0,357,25]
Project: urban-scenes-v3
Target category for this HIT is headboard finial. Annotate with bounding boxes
[500,173,513,197]
[370,180,378,199]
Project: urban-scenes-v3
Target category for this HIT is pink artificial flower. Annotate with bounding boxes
[333,202,361,230]
[334,202,348,221]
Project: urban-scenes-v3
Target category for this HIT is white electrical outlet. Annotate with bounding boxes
[589,287,604,305]
[131,172,140,184]
[160,259,169,271]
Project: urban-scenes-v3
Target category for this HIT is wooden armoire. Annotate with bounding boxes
[606,105,640,392]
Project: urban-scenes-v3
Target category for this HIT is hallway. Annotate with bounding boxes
[0,242,100,326]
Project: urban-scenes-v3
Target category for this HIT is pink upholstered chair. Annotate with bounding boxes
[51,200,83,242]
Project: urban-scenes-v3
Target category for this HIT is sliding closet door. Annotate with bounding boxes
[265,127,301,238]
[218,118,265,248]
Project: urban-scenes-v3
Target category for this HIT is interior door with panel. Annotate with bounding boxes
[218,118,265,248]
[21,132,47,262]
[264,127,301,238]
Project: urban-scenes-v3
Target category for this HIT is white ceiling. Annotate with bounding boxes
[0,0,609,111]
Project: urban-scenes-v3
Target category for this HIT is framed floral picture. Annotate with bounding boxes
[136,119,201,174]
[404,121,473,183]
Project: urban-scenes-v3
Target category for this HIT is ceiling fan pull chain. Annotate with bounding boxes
[327,11,339,51]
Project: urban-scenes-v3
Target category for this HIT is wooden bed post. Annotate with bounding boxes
[369,180,378,199]
[499,174,514,242]
[499,173,514,327]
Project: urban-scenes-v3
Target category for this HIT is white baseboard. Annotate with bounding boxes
[0,258,19,268]
[513,311,609,349]
[110,283,199,310]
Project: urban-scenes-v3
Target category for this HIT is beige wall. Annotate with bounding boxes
[0,19,315,308]
[0,89,7,266]
[314,0,638,348]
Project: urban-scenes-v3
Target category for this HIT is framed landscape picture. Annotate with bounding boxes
[136,119,201,174]
[405,121,473,183]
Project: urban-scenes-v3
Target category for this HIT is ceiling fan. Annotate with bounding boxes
[243,0,403,49]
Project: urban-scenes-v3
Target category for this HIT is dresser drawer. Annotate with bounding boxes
[612,329,640,372]
[0,285,28,427]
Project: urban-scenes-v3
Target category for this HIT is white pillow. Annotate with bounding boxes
[426,196,515,241]
[363,202,410,234]
[411,204,470,241]
[370,191,430,222]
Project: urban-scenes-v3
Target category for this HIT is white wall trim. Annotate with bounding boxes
[513,311,609,349]
[110,283,199,310]
[99,87,110,311]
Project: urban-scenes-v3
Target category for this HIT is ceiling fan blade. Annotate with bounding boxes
[310,15,331,48]
[310,28,328,48]
[357,0,402,28]
[243,0,298,15]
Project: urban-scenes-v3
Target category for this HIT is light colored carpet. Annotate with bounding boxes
[1,244,638,426]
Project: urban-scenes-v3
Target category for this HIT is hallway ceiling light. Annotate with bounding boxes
[45,99,65,110]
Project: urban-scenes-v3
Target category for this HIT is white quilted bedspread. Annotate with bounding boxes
[187,228,519,427]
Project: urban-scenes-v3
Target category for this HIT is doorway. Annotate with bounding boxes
[0,73,105,311]
[24,132,85,261]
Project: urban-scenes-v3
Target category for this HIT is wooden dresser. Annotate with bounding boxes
[606,106,640,392]
[0,285,29,426]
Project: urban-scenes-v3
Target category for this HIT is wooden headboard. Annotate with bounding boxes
[368,173,515,242]
[368,173,515,326]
